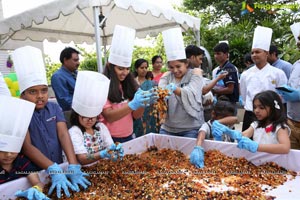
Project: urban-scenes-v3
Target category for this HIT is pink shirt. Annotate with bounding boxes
[100,99,133,138]
[153,72,164,84]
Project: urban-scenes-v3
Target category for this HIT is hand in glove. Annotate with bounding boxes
[165,83,177,100]
[190,146,205,168]
[15,187,50,200]
[276,85,300,102]
[237,136,259,153]
[99,144,118,160]
[239,95,244,106]
[212,121,242,141]
[148,88,159,105]
[66,164,91,191]
[47,163,76,198]
[211,120,226,141]
[115,143,124,159]
[128,88,152,110]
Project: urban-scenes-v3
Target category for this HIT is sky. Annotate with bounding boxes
[2,0,183,62]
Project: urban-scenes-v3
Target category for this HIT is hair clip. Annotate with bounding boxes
[274,100,280,109]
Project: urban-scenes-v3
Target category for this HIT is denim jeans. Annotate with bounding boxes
[159,128,199,138]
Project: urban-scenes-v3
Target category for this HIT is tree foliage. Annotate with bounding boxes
[182,0,300,71]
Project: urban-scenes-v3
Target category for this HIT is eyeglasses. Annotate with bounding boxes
[80,116,97,122]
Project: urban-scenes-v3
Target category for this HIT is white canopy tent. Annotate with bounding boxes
[0,0,200,72]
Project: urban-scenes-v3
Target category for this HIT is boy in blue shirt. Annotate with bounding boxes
[13,46,90,198]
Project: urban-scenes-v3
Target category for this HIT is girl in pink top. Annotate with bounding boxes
[100,62,153,143]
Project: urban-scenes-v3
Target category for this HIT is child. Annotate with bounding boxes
[212,90,290,154]
[0,95,49,200]
[68,71,123,165]
[100,25,155,143]
[158,27,204,138]
[190,98,238,168]
[13,46,90,198]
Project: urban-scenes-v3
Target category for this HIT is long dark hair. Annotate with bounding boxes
[70,109,97,133]
[253,90,287,131]
[103,62,138,103]
[133,58,148,77]
[151,55,163,64]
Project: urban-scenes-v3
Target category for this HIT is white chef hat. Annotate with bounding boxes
[290,22,300,43]
[72,71,110,117]
[252,26,273,51]
[0,95,35,153]
[12,46,47,94]
[219,40,229,44]
[108,25,136,67]
[162,27,186,61]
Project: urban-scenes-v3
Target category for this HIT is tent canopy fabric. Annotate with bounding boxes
[0,0,200,46]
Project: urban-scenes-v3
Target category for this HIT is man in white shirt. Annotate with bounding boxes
[240,26,287,131]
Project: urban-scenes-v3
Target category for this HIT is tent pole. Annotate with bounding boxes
[93,6,103,73]
[196,30,200,46]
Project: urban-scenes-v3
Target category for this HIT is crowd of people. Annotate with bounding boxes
[1,22,300,199]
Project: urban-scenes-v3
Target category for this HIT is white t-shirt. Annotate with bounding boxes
[251,121,290,144]
[69,122,113,155]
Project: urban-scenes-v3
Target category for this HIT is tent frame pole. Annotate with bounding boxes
[92,6,103,73]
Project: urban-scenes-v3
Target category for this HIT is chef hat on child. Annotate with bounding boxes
[162,27,186,61]
[290,22,300,43]
[12,46,47,94]
[0,95,35,153]
[108,25,136,67]
[251,26,273,51]
[72,71,110,117]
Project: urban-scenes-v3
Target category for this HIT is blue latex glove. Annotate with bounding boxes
[148,88,159,105]
[190,146,205,168]
[213,96,217,105]
[239,95,244,106]
[15,187,50,200]
[47,163,76,198]
[212,121,242,141]
[237,136,259,153]
[166,83,177,94]
[211,120,225,141]
[128,88,152,110]
[115,143,124,159]
[99,144,118,160]
[276,85,300,102]
[66,164,91,191]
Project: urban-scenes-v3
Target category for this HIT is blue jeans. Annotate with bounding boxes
[112,134,133,143]
[159,128,199,138]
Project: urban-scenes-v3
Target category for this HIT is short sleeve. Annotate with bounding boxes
[250,121,258,129]
[69,126,87,154]
[275,124,291,136]
[199,122,211,139]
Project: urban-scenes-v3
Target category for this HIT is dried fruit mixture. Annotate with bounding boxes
[39,147,296,200]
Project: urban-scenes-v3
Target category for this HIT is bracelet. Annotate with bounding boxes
[32,185,42,192]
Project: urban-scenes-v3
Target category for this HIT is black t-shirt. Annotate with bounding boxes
[0,154,39,184]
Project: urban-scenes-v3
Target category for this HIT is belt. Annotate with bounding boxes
[288,118,300,127]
